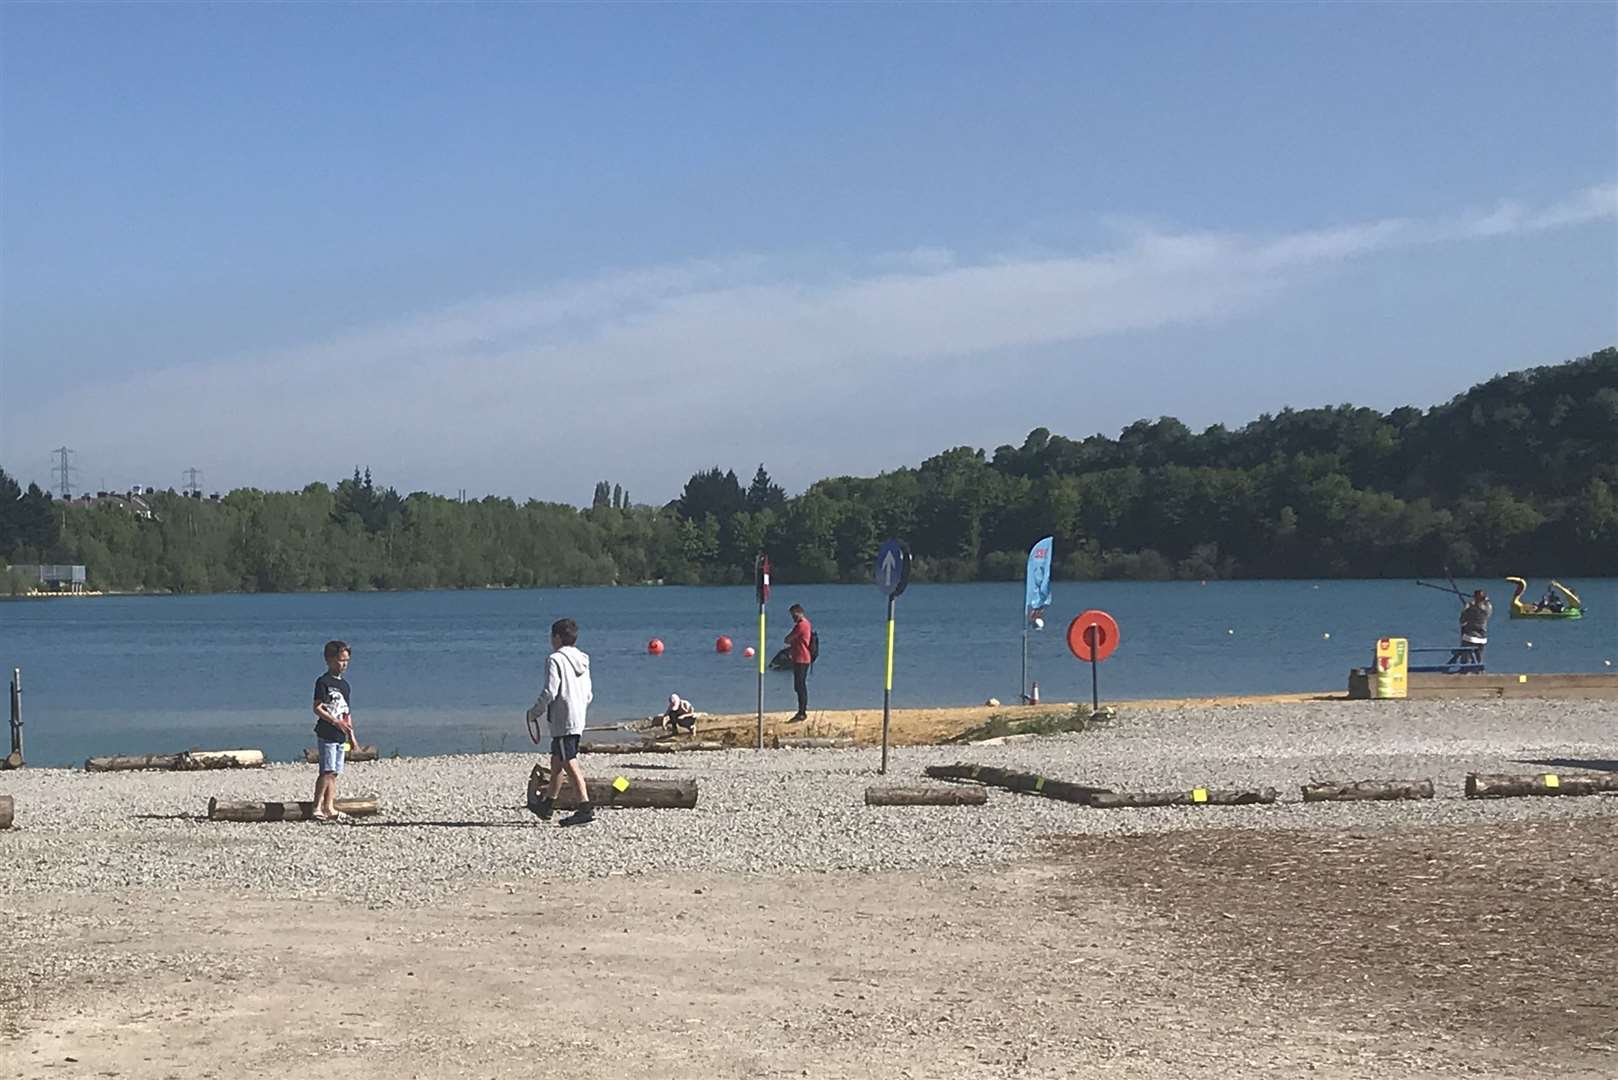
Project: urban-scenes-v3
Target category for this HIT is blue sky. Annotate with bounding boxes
[2,2,1614,502]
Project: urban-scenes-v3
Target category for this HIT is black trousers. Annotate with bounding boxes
[792,662,810,716]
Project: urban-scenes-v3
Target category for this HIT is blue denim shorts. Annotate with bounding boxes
[550,734,580,761]
[318,740,347,775]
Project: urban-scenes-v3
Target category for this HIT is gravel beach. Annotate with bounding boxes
[4,697,1615,1079]
[3,697,1616,903]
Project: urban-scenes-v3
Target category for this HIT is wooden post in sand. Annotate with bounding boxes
[1465,772,1618,799]
[0,795,13,829]
[865,784,987,806]
[207,797,380,822]
[1301,779,1434,802]
[86,749,265,772]
[923,762,1112,805]
[1089,787,1278,809]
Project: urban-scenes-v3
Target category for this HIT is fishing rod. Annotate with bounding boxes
[1416,580,1465,598]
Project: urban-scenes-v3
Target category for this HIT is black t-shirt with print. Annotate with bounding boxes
[313,672,352,743]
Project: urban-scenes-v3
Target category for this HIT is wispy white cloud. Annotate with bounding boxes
[10,183,1613,500]
[1464,183,1618,236]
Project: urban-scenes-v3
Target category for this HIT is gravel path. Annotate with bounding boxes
[2,698,1614,905]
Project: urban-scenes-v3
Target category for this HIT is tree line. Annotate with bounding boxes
[3,347,1614,593]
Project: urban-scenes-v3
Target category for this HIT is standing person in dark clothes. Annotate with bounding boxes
[784,603,813,722]
[1458,589,1492,666]
[311,640,356,822]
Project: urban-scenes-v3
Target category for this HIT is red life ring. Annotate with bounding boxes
[1067,610,1120,662]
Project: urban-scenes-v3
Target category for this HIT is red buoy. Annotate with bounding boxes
[715,635,733,654]
[647,638,665,655]
[743,646,756,659]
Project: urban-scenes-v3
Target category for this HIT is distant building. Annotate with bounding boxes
[68,490,155,520]
[6,564,88,593]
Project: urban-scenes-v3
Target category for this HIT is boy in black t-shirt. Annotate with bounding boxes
[311,640,356,822]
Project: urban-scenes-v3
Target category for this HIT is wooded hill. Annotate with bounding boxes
[3,347,1614,592]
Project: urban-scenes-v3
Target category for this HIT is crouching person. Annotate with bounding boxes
[526,618,594,826]
[662,693,697,737]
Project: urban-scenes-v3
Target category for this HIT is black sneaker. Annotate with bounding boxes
[532,796,554,821]
[559,803,595,827]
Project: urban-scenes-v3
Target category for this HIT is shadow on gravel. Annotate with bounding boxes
[1517,756,1618,773]
[133,813,198,821]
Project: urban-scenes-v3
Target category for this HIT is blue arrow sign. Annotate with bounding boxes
[874,539,911,598]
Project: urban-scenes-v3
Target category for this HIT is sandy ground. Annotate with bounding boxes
[5,817,1615,1080]
[687,691,1334,747]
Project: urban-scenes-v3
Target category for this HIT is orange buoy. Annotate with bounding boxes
[715,636,733,653]
[743,646,756,658]
[647,638,665,655]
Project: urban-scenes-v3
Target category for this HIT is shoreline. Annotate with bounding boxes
[9,691,1346,770]
[686,690,1341,747]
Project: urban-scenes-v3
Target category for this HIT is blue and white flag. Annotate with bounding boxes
[1025,536,1053,614]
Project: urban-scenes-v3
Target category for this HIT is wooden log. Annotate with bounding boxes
[0,794,12,829]
[207,797,380,822]
[86,749,264,772]
[175,749,265,771]
[1089,787,1279,809]
[865,784,987,807]
[579,740,728,754]
[773,737,856,750]
[86,753,181,772]
[922,762,1111,805]
[527,765,697,809]
[561,778,696,810]
[1301,778,1434,802]
[302,745,379,764]
[1464,772,1618,799]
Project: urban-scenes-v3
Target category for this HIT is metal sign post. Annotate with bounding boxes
[6,667,21,769]
[1066,610,1120,720]
[873,539,912,774]
[755,554,770,751]
[1088,628,1100,713]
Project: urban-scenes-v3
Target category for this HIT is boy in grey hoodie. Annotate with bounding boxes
[526,617,595,826]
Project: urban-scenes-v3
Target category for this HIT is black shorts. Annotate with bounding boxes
[550,735,581,761]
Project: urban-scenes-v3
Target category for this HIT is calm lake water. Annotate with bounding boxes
[3,580,1614,765]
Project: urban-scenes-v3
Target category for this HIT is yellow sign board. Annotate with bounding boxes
[1371,637,1408,699]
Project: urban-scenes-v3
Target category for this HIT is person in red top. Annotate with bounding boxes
[784,603,813,722]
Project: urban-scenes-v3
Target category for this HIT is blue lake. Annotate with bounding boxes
[2,579,1614,765]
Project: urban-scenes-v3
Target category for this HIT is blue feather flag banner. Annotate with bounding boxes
[1025,536,1053,614]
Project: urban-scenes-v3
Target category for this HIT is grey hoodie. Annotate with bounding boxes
[531,645,592,738]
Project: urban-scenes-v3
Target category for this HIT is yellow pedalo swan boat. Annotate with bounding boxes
[1505,577,1584,619]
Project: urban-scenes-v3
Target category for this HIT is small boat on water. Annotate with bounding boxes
[1506,577,1584,620]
